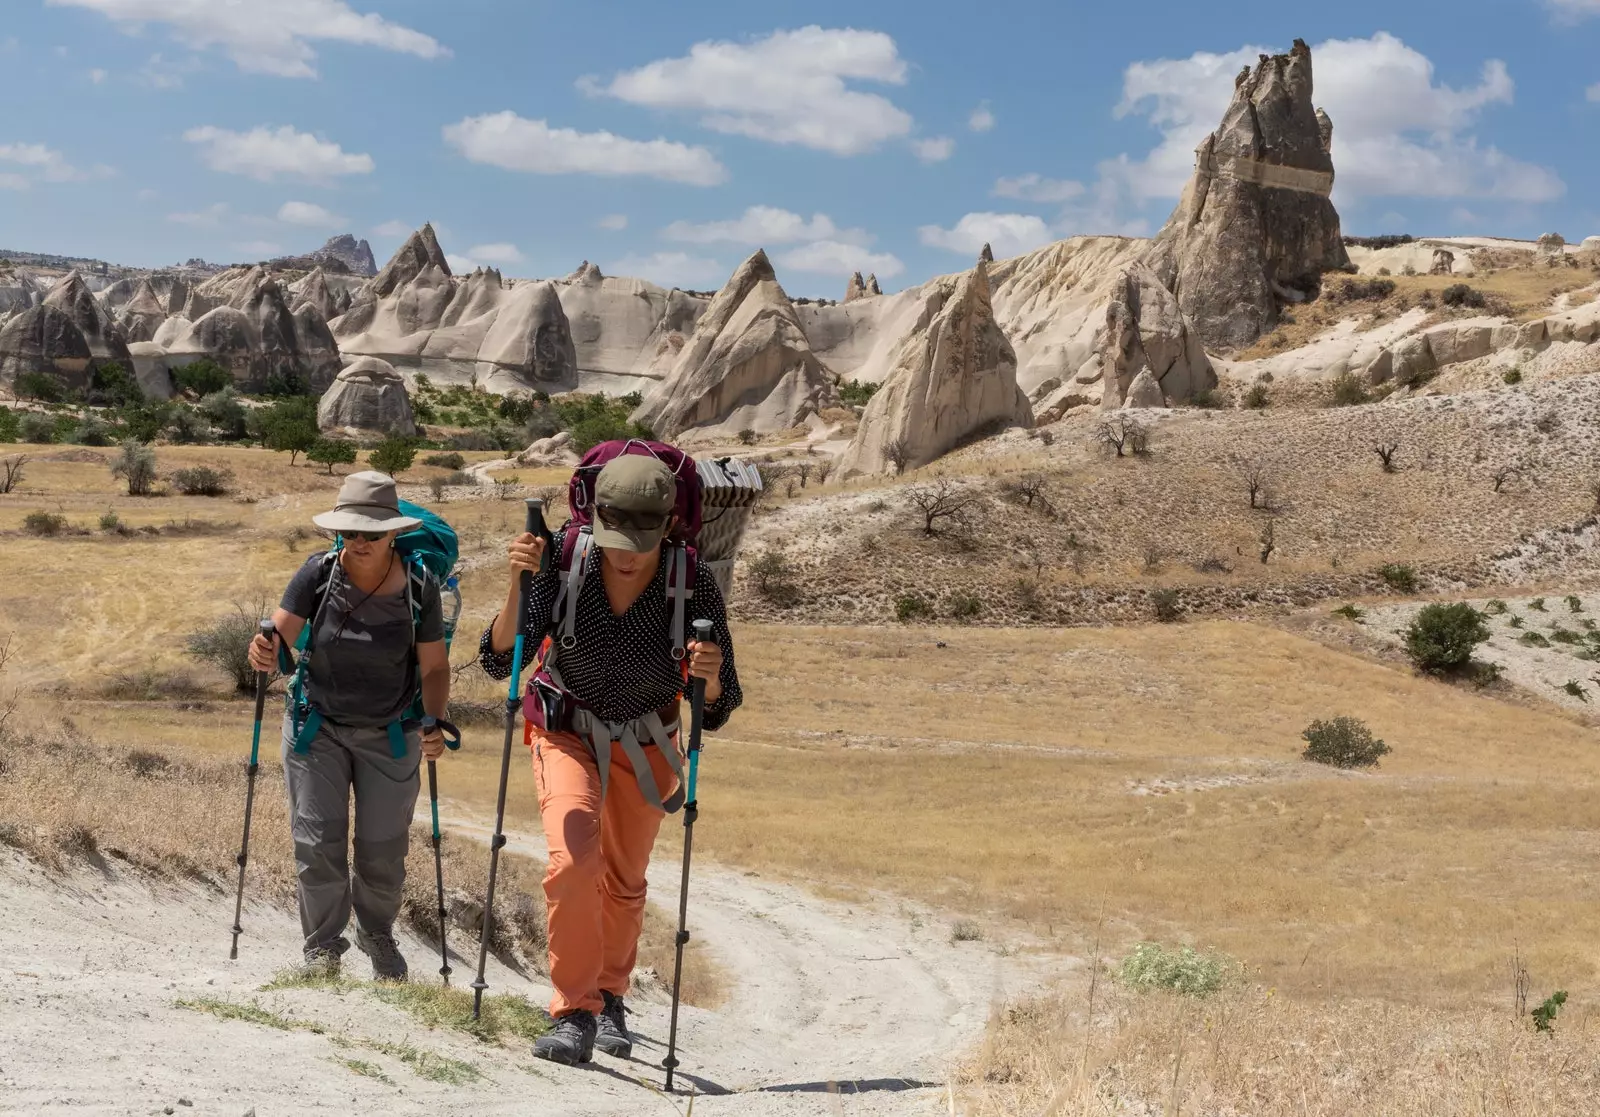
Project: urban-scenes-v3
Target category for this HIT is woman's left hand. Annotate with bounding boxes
[421,726,446,760]
[688,638,723,704]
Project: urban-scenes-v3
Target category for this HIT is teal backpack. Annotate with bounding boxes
[282,499,463,758]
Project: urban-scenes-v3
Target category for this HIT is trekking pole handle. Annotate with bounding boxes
[253,619,275,716]
[524,499,548,575]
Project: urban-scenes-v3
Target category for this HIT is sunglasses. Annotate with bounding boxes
[596,504,670,532]
[347,530,390,543]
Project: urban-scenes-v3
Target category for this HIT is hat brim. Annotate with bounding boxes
[591,519,667,554]
[312,510,421,535]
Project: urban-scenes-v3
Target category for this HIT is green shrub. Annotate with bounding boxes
[1243,383,1270,410]
[307,438,358,475]
[947,593,983,620]
[369,435,418,477]
[117,402,172,444]
[1566,595,1584,613]
[1328,371,1369,407]
[1483,599,1508,615]
[1529,597,1547,612]
[111,439,157,496]
[424,451,466,470]
[1441,284,1486,309]
[260,371,311,397]
[838,380,878,407]
[165,406,210,445]
[23,510,68,536]
[738,428,758,445]
[1188,386,1224,410]
[185,602,268,692]
[895,593,933,622]
[173,359,233,398]
[1562,680,1588,702]
[258,397,319,464]
[950,920,984,943]
[198,389,249,441]
[19,412,56,443]
[1404,602,1489,673]
[1549,627,1583,646]
[72,416,113,446]
[1331,603,1365,621]
[98,510,120,532]
[1378,563,1418,593]
[747,547,799,606]
[1532,990,1568,1034]
[1151,587,1182,622]
[1502,368,1523,385]
[495,392,538,425]
[13,371,64,402]
[1519,631,1550,647]
[86,362,143,408]
[1118,942,1237,998]
[1330,277,1396,302]
[0,407,18,443]
[170,466,233,496]
[1301,716,1390,769]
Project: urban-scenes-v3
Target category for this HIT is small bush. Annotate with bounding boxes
[368,435,418,477]
[1502,368,1523,385]
[170,466,233,497]
[747,548,799,606]
[1189,386,1223,410]
[20,412,56,444]
[307,438,358,475]
[1441,283,1486,309]
[1566,595,1584,613]
[173,359,233,398]
[838,380,878,407]
[950,920,984,943]
[895,593,933,622]
[1328,371,1369,407]
[23,510,68,536]
[444,470,477,487]
[1529,597,1547,612]
[198,389,249,441]
[1330,277,1396,302]
[111,440,157,496]
[1483,599,1508,615]
[1151,588,1182,622]
[185,601,271,692]
[1301,716,1390,769]
[1404,602,1490,674]
[948,593,983,620]
[1243,383,1270,410]
[1331,603,1365,621]
[0,407,17,443]
[1562,680,1588,702]
[1532,990,1568,1034]
[1118,942,1236,998]
[424,452,466,470]
[1549,627,1583,646]
[98,510,120,532]
[1378,563,1418,593]
[737,428,757,446]
[13,371,65,402]
[1519,631,1550,648]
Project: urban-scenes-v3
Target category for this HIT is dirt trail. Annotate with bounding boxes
[1,809,1052,1116]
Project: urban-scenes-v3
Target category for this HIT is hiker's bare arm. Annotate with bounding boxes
[416,640,450,760]
[487,532,548,654]
[247,608,305,675]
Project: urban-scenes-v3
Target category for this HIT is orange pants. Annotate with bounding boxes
[529,726,681,1018]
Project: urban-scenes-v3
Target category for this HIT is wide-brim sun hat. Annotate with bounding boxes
[591,455,676,553]
[311,470,421,535]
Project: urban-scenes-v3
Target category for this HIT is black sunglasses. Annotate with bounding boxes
[347,530,389,543]
[596,504,670,532]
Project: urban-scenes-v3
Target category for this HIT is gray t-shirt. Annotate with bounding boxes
[282,554,444,728]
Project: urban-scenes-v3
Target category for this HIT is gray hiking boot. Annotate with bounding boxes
[299,946,342,982]
[355,929,408,983]
[595,990,633,1058]
[533,1010,596,1066]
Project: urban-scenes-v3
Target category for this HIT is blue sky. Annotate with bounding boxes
[2,0,1596,297]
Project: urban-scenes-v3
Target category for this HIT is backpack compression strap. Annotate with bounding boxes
[666,544,692,662]
[554,530,597,651]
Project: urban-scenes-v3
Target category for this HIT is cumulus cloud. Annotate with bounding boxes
[1588,82,1600,102]
[992,173,1086,203]
[371,219,413,238]
[0,142,84,183]
[911,136,955,163]
[662,206,865,245]
[184,125,373,182]
[233,240,283,257]
[48,0,448,79]
[466,242,524,265]
[445,254,479,273]
[776,240,903,278]
[166,202,230,227]
[603,251,727,290]
[89,68,107,83]
[444,112,725,186]
[598,214,628,231]
[587,26,913,156]
[1547,0,1600,20]
[277,200,346,227]
[0,173,29,191]
[918,212,1054,258]
[969,104,996,132]
[1110,33,1562,204]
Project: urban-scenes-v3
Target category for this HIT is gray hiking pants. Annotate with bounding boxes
[281,715,420,957]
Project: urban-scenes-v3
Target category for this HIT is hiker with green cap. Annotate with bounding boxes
[480,451,743,1065]
[247,470,452,981]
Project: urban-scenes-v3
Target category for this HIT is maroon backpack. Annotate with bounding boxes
[565,438,703,544]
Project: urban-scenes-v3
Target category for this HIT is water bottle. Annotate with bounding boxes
[442,573,462,646]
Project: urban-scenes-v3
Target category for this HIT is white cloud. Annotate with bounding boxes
[446,254,478,273]
[140,52,185,88]
[662,205,865,245]
[277,200,346,228]
[466,242,524,265]
[993,173,1085,203]
[0,173,29,191]
[1588,82,1600,102]
[603,251,727,290]
[1547,0,1600,20]
[1450,206,1482,227]
[48,0,448,79]
[371,219,413,238]
[89,67,107,83]
[918,212,1054,258]
[167,202,229,227]
[912,136,955,163]
[968,104,995,132]
[1110,33,1562,205]
[137,187,159,201]
[184,124,373,182]
[776,240,903,278]
[443,112,725,186]
[0,143,83,183]
[234,240,283,257]
[597,213,628,231]
[588,26,913,156]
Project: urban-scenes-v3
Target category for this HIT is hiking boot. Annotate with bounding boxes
[299,947,342,982]
[533,1010,596,1066]
[595,991,633,1058]
[355,929,408,983]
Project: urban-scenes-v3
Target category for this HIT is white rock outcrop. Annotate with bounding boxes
[317,356,416,436]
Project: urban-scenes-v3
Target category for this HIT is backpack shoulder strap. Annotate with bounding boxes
[553,529,596,651]
[296,550,341,656]
[665,543,694,662]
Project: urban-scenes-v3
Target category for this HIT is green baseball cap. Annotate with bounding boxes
[592,455,676,552]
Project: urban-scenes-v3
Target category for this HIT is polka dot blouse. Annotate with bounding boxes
[477,527,742,733]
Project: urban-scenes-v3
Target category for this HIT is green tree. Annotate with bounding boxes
[368,434,418,476]
[307,437,358,475]
[0,407,19,443]
[173,359,233,398]
[198,388,249,441]
[1404,602,1490,674]
[258,397,319,465]
[118,402,173,444]
[13,371,65,402]
[20,412,56,443]
[86,362,144,408]
[110,439,157,496]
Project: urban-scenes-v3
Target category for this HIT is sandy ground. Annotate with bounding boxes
[1,806,1047,1116]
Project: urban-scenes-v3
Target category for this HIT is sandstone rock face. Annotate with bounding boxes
[317,356,416,435]
[1148,39,1350,349]
[844,272,868,303]
[1430,249,1455,275]
[293,268,340,322]
[372,224,452,298]
[43,270,131,366]
[0,304,94,386]
[475,280,578,393]
[866,274,882,296]
[839,260,1032,476]
[0,269,41,315]
[120,278,169,343]
[439,267,505,328]
[319,234,378,277]
[1097,266,1215,408]
[166,272,341,392]
[634,250,838,439]
[1123,367,1165,409]
[979,243,994,264]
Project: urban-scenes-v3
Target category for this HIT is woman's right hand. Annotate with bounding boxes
[507,532,547,586]
[248,630,280,675]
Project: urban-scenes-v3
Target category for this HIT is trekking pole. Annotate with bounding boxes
[229,618,275,960]
[663,617,714,1092]
[427,721,463,983]
[473,498,545,1019]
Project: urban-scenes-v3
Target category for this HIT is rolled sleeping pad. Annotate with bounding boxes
[695,456,764,601]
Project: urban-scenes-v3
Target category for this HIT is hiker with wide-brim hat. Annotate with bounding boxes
[247,470,452,981]
[480,454,743,1065]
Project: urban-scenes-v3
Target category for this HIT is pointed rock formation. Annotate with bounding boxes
[1123,367,1165,409]
[866,273,882,296]
[293,267,340,322]
[566,261,604,284]
[120,278,169,343]
[440,267,505,328]
[372,224,452,298]
[318,356,416,435]
[1148,39,1350,349]
[633,250,838,439]
[844,272,868,302]
[1096,265,1214,409]
[0,269,42,315]
[839,260,1032,476]
[166,271,340,392]
[979,243,994,264]
[475,280,578,392]
[0,304,93,387]
[320,234,377,277]
[43,270,131,367]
